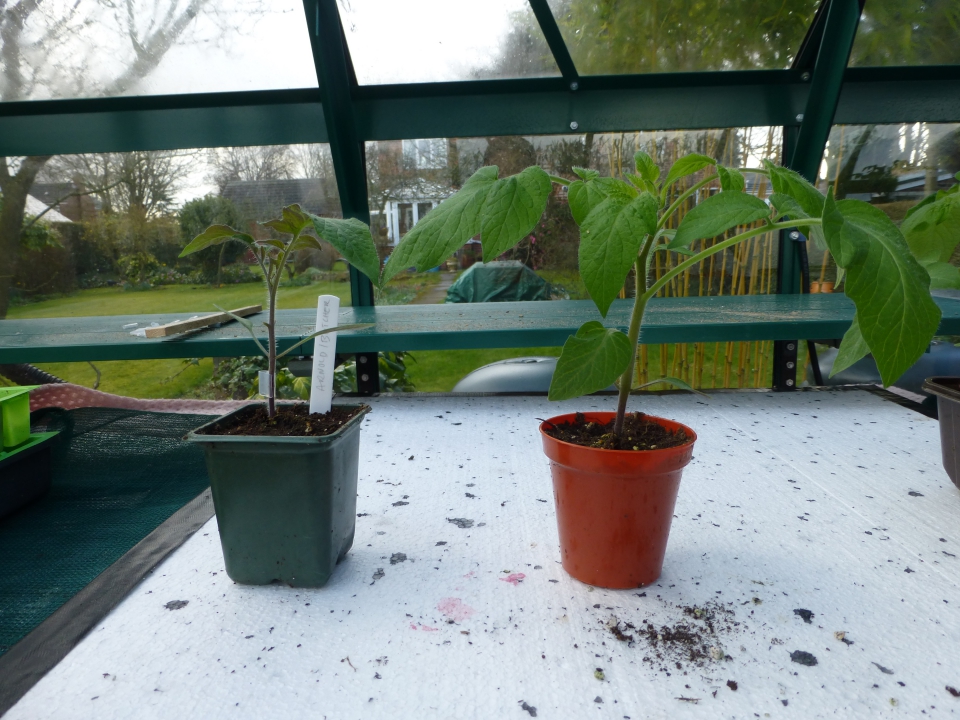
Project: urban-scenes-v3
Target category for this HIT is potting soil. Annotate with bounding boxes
[0,407,215,657]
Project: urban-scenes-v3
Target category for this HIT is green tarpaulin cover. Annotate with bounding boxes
[445,261,551,303]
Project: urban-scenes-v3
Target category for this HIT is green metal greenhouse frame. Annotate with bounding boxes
[1,0,959,393]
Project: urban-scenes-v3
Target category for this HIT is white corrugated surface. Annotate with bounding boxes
[7,391,960,719]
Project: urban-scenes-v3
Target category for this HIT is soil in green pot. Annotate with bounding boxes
[197,404,369,437]
[543,412,691,451]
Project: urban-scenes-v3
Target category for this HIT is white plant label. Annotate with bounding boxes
[309,295,340,415]
[258,370,273,398]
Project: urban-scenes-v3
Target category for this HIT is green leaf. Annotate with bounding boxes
[309,215,383,288]
[923,261,960,289]
[625,173,657,196]
[662,153,716,194]
[631,375,709,397]
[263,204,312,236]
[669,191,769,250]
[382,166,498,283]
[567,176,628,225]
[900,192,960,273]
[717,166,745,193]
[822,192,941,386]
[830,314,871,378]
[573,167,599,182]
[903,191,938,221]
[766,163,828,248]
[180,225,256,257]
[579,192,657,317]
[548,322,632,401]
[481,166,552,261]
[634,151,660,183]
[765,162,825,218]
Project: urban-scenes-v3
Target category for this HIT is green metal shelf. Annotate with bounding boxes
[2,294,959,364]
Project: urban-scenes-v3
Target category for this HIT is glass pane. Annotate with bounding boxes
[811,122,960,283]
[547,0,820,74]
[1,144,344,399]
[338,0,560,84]
[0,0,317,102]
[365,128,784,392]
[850,1,960,67]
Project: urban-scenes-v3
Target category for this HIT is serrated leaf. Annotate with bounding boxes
[481,166,552,260]
[573,166,599,182]
[579,192,657,317]
[382,166,498,283]
[717,166,745,193]
[662,153,716,193]
[567,176,629,225]
[634,151,660,183]
[822,191,940,386]
[263,204,313,236]
[548,322,632,401]
[670,191,769,250]
[766,163,828,249]
[180,225,256,257]
[309,214,382,287]
[830,314,871,378]
[765,161,826,218]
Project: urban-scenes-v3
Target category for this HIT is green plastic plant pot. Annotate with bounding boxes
[187,403,369,588]
[0,386,37,449]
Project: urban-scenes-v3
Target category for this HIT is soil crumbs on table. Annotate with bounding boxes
[199,404,369,437]
[607,601,741,673]
[544,412,690,451]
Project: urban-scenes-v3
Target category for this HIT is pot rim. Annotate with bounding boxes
[923,377,960,402]
[539,411,697,456]
[186,402,370,445]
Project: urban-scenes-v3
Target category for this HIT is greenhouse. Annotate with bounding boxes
[0,0,959,716]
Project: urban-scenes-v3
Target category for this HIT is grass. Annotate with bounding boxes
[7,273,440,398]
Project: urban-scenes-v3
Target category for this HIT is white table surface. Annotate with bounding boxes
[7,390,960,719]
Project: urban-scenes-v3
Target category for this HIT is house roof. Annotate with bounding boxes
[24,195,72,224]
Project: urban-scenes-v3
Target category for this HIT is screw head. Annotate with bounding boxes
[570,121,579,130]
[801,72,811,82]
[787,343,796,351]
[790,231,799,240]
[569,81,579,91]
[786,379,795,387]
[796,113,804,122]
[786,361,795,369]
[359,356,367,364]
[361,374,370,382]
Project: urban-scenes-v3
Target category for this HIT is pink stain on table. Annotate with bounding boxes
[437,597,476,622]
[410,623,439,632]
[499,573,526,586]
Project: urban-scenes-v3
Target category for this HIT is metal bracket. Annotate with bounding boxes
[773,340,800,390]
[355,353,379,396]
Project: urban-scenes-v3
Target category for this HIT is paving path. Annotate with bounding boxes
[410,272,456,304]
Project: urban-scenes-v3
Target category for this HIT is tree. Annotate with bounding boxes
[0,0,265,318]
[208,145,296,195]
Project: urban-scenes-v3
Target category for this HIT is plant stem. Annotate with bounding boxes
[548,174,571,187]
[658,174,717,230]
[613,245,652,436]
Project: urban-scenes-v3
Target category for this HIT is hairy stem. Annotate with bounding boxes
[548,174,571,187]
[613,237,654,436]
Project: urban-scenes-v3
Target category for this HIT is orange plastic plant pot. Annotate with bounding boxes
[540,412,696,589]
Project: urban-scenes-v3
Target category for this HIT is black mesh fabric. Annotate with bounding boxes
[0,408,215,656]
